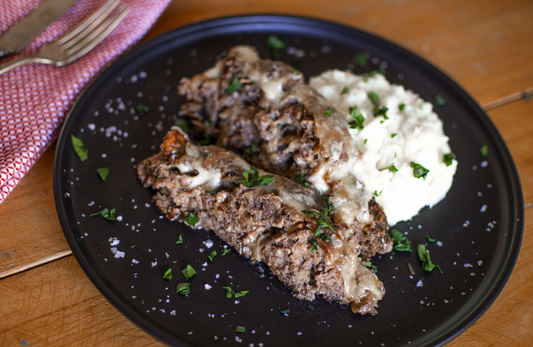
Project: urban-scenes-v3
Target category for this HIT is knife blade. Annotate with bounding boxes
[0,0,80,58]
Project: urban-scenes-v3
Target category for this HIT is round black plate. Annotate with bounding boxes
[54,15,523,347]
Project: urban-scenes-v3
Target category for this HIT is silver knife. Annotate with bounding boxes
[0,0,80,58]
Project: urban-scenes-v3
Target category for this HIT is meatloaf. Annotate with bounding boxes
[138,128,387,315]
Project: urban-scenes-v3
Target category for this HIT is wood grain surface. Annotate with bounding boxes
[1,0,532,346]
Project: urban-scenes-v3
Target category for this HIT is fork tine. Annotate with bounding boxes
[58,0,121,46]
[65,5,129,59]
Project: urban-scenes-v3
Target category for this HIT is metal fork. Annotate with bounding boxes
[0,0,129,76]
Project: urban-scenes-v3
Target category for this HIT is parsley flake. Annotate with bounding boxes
[292,70,300,76]
[225,76,240,95]
[163,268,172,282]
[348,106,365,130]
[176,235,183,244]
[391,133,398,138]
[205,190,217,194]
[236,166,275,187]
[182,265,196,281]
[235,326,246,333]
[368,92,389,119]
[267,34,287,59]
[174,119,188,134]
[380,163,398,173]
[176,282,190,295]
[277,307,290,315]
[391,229,411,252]
[245,142,259,157]
[354,52,369,68]
[185,212,199,226]
[90,208,116,220]
[399,103,406,111]
[365,261,378,273]
[208,250,217,261]
[324,107,335,117]
[417,244,439,272]
[426,233,436,242]
[222,286,233,299]
[480,145,489,157]
[435,94,446,106]
[235,290,249,298]
[374,189,383,197]
[443,152,455,166]
[135,104,147,113]
[97,167,109,181]
[221,248,231,256]
[341,86,349,94]
[410,162,429,180]
[71,135,88,162]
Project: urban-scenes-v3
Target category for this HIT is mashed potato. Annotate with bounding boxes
[309,70,458,226]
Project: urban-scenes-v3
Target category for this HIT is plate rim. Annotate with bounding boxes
[53,14,524,347]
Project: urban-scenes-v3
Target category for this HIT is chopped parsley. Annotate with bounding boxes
[480,145,489,157]
[163,268,172,282]
[391,229,411,252]
[225,76,240,95]
[185,212,199,227]
[205,190,217,194]
[368,91,380,106]
[348,106,365,130]
[267,34,287,59]
[417,244,441,272]
[235,290,249,298]
[374,189,383,197]
[236,166,274,187]
[90,208,116,220]
[324,107,335,117]
[399,103,406,111]
[135,104,147,113]
[443,152,455,166]
[208,250,217,261]
[435,94,446,106]
[426,233,436,242]
[277,307,290,315]
[302,209,335,235]
[341,86,350,94]
[97,167,109,181]
[176,282,190,295]
[176,234,183,244]
[235,326,246,333]
[364,139,368,144]
[222,286,233,299]
[354,52,369,68]
[410,162,429,180]
[221,247,231,256]
[294,174,309,186]
[302,199,336,251]
[174,119,188,134]
[182,265,196,281]
[368,92,389,119]
[391,133,398,138]
[380,163,398,173]
[292,69,300,76]
[245,142,259,156]
[71,135,88,162]
[365,261,378,273]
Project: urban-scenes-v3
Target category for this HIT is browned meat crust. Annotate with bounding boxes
[138,129,386,315]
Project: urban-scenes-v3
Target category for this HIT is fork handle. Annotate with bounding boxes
[0,55,49,76]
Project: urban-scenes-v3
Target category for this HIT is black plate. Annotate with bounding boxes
[54,15,523,347]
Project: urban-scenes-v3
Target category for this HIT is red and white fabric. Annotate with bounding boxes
[0,0,171,204]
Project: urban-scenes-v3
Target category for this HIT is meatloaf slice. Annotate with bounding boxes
[178,45,392,257]
[137,128,386,315]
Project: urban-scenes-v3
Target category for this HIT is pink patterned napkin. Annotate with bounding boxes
[0,0,171,204]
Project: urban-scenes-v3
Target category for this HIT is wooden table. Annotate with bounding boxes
[1,0,532,345]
